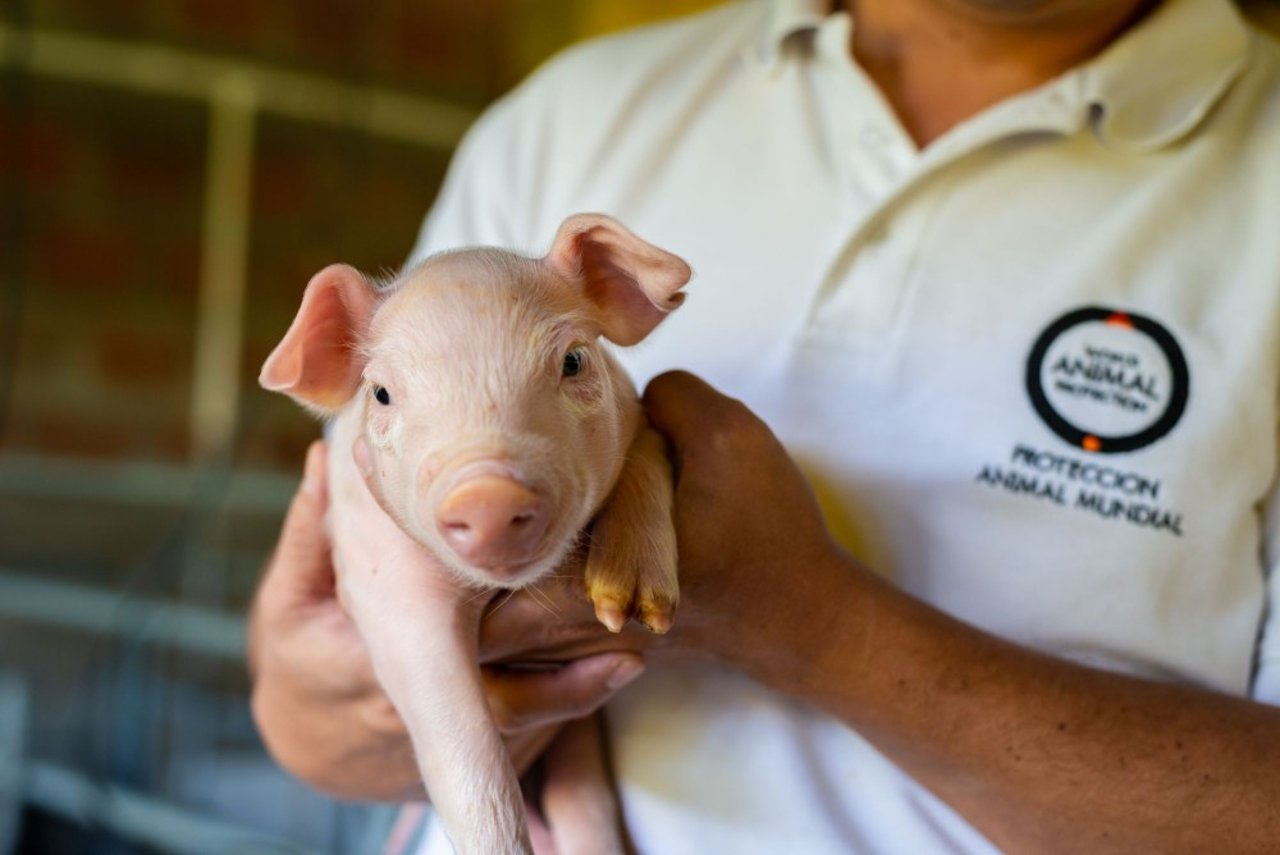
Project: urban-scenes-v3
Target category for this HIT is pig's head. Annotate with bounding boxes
[260,213,690,588]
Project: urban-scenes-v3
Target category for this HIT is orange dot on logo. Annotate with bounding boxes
[1106,312,1133,328]
[1082,435,1102,452]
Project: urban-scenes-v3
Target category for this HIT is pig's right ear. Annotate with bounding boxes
[545,213,691,346]
[259,264,379,413]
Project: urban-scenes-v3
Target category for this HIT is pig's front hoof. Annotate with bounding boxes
[592,597,629,634]
[637,597,675,635]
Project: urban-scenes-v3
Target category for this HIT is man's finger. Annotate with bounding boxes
[643,370,764,469]
[249,441,332,676]
[643,371,716,441]
[486,653,645,734]
[263,441,334,603]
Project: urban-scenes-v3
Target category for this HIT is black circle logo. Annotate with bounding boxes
[1025,306,1189,454]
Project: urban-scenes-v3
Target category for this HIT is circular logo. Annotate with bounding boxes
[1025,306,1189,454]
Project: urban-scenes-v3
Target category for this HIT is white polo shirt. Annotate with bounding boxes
[411,0,1280,851]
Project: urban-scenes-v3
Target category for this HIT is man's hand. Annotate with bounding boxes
[479,370,853,677]
[641,371,854,671]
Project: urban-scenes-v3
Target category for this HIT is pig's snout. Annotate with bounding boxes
[436,475,549,576]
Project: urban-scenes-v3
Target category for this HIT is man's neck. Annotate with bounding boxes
[843,0,1161,146]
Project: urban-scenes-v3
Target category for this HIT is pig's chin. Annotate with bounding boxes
[439,528,577,591]
[444,548,560,590]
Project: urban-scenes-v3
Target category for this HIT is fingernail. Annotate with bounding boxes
[606,657,646,691]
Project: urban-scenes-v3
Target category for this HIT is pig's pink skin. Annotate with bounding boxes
[358,250,642,589]
[260,214,688,855]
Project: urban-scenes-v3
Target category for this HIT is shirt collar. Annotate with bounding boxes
[752,0,1254,152]
[1081,0,1254,152]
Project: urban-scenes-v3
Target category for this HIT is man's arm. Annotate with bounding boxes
[637,371,1280,854]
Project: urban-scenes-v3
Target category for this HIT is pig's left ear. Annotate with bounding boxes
[259,264,380,414]
[545,213,691,346]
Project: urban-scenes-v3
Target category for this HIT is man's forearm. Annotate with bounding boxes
[735,554,1280,854]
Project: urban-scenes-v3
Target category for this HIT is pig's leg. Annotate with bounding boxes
[586,425,679,633]
[537,713,628,855]
[339,573,534,855]
[394,612,534,855]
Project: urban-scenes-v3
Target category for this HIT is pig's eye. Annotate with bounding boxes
[562,348,587,378]
[373,385,392,406]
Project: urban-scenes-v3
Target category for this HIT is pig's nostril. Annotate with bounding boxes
[510,513,533,528]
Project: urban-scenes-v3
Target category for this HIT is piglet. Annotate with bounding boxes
[259,214,688,854]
